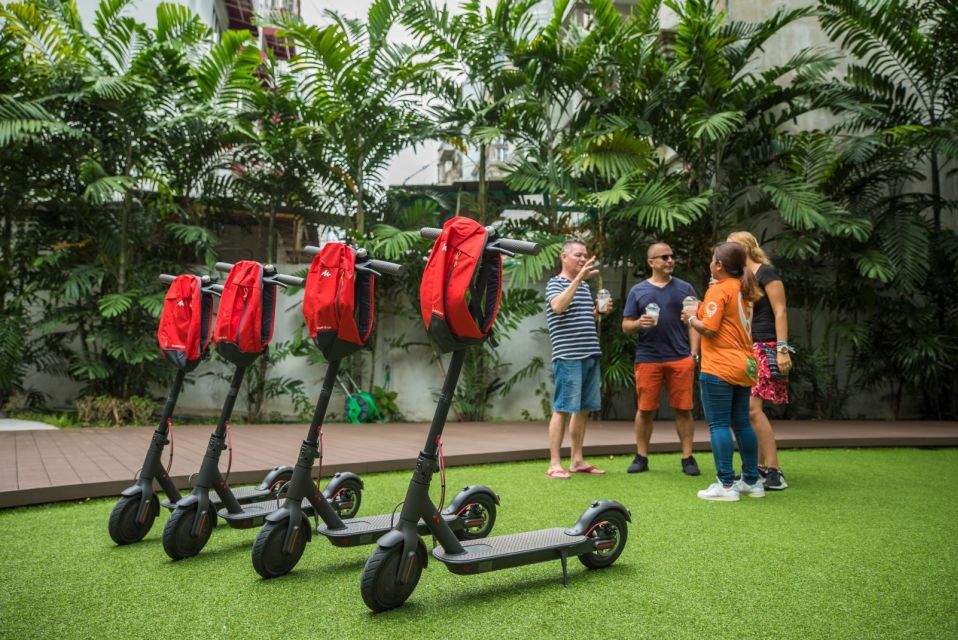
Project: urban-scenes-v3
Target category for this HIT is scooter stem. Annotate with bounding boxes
[423,349,465,457]
[306,359,340,445]
[157,369,186,432]
[214,366,247,437]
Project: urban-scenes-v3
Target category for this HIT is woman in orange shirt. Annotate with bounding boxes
[681,242,764,501]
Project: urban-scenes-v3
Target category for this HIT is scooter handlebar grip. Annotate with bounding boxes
[303,245,320,256]
[273,273,305,287]
[364,259,403,276]
[495,238,541,256]
[420,227,442,240]
[214,262,234,273]
[159,274,176,284]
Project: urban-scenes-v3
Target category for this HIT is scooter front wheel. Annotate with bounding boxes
[331,477,362,519]
[361,544,423,612]
[577,510,628,569]
[251,518,307,579]
[162,503,215,560]
[108,494,158,545]
[454,493,497,540]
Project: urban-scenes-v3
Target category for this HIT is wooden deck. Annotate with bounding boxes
[2,419,957,508]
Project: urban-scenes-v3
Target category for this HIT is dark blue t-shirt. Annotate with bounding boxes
[623,277,697,363]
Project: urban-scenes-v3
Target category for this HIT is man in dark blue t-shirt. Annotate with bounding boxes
[622,242,701,476]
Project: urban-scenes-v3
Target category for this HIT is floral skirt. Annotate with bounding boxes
[751,341,789,405]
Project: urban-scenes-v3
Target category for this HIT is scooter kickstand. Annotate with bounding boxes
[560,550,569,587]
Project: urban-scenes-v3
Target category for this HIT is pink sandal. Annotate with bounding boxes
[569,464,605,475]
[545,468,571,479]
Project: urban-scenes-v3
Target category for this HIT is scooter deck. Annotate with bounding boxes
[160,485,271,510]
[217,498,314,529]
[433,528,588,574]
[317,512,458,547]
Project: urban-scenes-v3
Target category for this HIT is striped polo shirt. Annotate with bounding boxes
[545,276,602,361]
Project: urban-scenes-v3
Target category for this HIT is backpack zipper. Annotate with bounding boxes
[234,284,251,346]
[443,250,461,309]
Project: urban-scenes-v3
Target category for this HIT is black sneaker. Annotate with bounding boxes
[627,454,649,473]
[764,467,788,490]
[758,465,769,478]
[681,455,701,476]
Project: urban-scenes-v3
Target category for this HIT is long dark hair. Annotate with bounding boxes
[713,242,762,302]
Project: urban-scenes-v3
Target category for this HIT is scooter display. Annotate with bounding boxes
[251,243,498,579]
[161,261,355,560]
[360,220,630,612]
[108,274,290,546]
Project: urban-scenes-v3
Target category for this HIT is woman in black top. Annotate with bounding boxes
[728,231,792,490]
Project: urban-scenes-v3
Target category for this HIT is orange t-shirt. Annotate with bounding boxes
[697,278,756,387]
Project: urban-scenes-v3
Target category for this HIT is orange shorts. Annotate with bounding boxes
[634,357,695,411]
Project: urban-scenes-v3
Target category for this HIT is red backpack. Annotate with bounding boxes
[213,260,277,366]
[157,274,214,372]
[303,243,375,360]
[420,216,502,352]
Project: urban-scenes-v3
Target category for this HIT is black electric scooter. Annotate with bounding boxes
[360,227,630,612]
[108,274,291,546]
[251,244,499,579]
[161,262,358,560]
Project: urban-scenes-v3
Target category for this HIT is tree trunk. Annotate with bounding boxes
[267,200,277,264]
[478,143,488,223]
[355,164,365,236]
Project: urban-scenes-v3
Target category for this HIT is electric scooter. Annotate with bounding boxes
[161,261,359,560]
[108,274,291,545]
[360,223,630,612]
[251,244,499,579]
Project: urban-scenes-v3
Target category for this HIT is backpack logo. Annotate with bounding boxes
[176,300,185,307]
[321,270,332,277]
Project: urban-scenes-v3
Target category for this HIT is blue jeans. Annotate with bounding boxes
[699,372,759,486]
[552,357,601,413]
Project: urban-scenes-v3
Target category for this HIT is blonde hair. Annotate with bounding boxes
[727,231,770,265]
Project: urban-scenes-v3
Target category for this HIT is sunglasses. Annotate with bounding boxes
[651,254,675,261]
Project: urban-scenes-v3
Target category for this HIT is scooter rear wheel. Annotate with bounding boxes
[577,510,628,569]
[162,503,215,560]
[251,518,308,579]
[331,477,362,519]
[454,493,497,540]
[361,544,424,612]
[108,494,158,545]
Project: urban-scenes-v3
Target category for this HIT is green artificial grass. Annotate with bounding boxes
[1,448,956,639]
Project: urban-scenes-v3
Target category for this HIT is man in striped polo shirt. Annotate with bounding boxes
[545,239,612,479]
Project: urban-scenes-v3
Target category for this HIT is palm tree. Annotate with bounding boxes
[0,0,238,401]
[271,0,437,236]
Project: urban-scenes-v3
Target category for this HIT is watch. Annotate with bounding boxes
[777,345,790,354]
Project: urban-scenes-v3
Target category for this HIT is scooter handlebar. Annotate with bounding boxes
[159,274,176,284]
[303,245,402,276]
[214,261,302,287]
[492,237,541,256]
[419,227,540,256]
[271,273,304,287]
[362,259,403,276]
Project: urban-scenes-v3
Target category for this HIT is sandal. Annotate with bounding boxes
[545,468,571,479]
[569,464,605,475]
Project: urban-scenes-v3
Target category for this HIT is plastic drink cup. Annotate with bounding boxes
[596,289,611,312]
[682,296,699,316]
[645,302,660,326]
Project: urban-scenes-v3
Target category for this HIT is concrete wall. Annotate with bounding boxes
[75,0,222,32]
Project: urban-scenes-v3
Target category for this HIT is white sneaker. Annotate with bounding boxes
[732,478,766,499]
[697,482,740,502]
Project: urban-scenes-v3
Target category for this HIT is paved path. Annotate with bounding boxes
[1,420,956,508]
[0,418,57,431]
